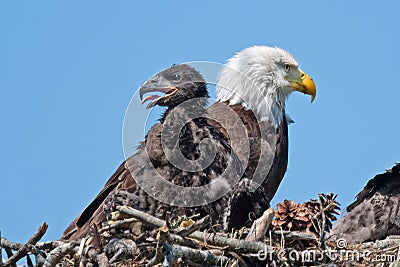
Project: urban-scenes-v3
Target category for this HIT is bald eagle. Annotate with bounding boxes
[62,46,317,240]
[210,46,316,205]
[331,163,400,244]
[62,64,246,240]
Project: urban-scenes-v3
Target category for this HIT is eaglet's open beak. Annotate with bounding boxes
[287,70,316,102]
[139,77,178,109]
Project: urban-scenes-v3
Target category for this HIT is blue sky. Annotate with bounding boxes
[1,1,399,244]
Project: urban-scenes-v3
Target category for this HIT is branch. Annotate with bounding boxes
[115,205,200,248]
[35,240,67,250]
[4,248,13,266]
[246,208,274,241]
[85,246,110,267]
[172,245,229,266]
[116,205,165,228]
[26,255,33,267]
[318,196,327,248]
[145,226,171,267]
[101,218,138,232]
[117,205,271,253]
[270,230,317,241]
[189,231,269,253]
[42,243,77,267]
[168,233,199,249]
[1,238,22,251]
[3,222,48,267]
[96,253,110,267]
[175,215,209,237]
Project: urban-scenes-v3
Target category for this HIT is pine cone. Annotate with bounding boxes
[319,193,340,223]
[272,200,312,231]
[304,193,340,233]
[272,193,340,234]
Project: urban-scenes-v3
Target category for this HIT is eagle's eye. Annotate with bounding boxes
[284,64,291,72]
[172,74,182,82]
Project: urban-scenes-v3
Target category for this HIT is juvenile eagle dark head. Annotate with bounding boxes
[140,64,208,109]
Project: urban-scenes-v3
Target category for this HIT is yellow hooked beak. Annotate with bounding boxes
[288,69,316,102]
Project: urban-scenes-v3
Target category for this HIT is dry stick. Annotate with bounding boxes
[42,243,77,267]
[100,218,138,232]
[165,212,171,228]
[175,215,209,237]
[145,226,170,267]
[226,251,248,267]
[90,225,110,267]
[3,248,13,264]
[3,222,48,267]
[117,205,318,253]
[318,197,327,248]
[270,231,317,241]
[191,230,270,253]
[177,259,204,267]
[172,245,229,266]
[85,247,110,267]
[106,239,137,264]
[96,253,110,267]
[116,205,271,254]
[116,205,165,227]
[106,220,199,248]
[1,237,73,267]
[1,238,26,251]
[108,248,124,265]
[246,208,274,242]
[25,255,34,267]
[35,254,47,267]
[104,211,202,247]
[168,233,200,249]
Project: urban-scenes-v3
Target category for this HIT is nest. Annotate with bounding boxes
[1,193,399,267]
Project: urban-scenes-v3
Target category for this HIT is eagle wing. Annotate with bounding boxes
[331,163,400,244]
[207,102,288,202]
[62,154,140,240]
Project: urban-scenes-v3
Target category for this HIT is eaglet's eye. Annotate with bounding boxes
[172,74,181,82]
[284,64,291,72]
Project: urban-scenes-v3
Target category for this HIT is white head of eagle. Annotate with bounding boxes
[216,46,316,127]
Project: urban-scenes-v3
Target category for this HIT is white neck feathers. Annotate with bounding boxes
[216,46,296,127]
